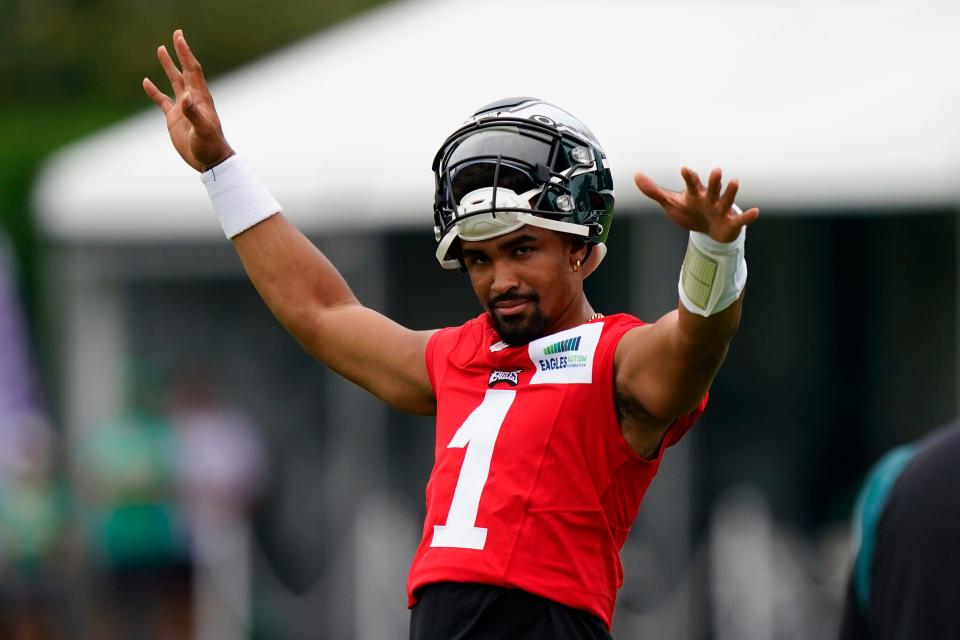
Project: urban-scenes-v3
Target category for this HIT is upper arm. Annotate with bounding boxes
[229,215,438,415]
[614,301,740,424]
[296,303,438,415]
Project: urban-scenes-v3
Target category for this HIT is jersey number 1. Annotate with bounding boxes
[431,389,516,550]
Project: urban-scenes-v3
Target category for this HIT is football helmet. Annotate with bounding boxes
[432,97,615,270]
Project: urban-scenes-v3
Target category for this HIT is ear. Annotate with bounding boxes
[569,237,589,265]
[580,243,605,278]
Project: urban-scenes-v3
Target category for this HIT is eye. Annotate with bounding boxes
[513,246,533,257]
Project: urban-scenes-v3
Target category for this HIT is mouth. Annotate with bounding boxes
[494,299,530,317]
[488,291,539,320]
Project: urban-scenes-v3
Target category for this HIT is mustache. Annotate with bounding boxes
[488,290,540,308]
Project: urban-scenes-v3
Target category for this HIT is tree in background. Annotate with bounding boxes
[0,0,389,318]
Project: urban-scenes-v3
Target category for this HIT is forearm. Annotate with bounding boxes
[233,214,358,346]
[675,291,743,357]
[662,217,749,396]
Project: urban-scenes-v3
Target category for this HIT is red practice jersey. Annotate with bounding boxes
[407,312,706,629]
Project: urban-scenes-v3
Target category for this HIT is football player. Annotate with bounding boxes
[839,422,960,640]
[144,29,758,639]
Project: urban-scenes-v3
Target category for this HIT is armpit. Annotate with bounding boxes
[614,383,671,460]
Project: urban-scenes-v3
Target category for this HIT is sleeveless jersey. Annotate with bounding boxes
[407,312,706,629]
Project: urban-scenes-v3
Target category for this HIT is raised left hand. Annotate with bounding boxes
[634,167,759,243]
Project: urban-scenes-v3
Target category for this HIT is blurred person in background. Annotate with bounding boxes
[77,363,191,639]
[0,229,71,639]
[838,421,960,640]
[0,415,71,640]
[170,368,267,640]
[143,30,758,639]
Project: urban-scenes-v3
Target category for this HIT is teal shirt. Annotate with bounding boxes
[82,412,186,567]
[851,444,917,614]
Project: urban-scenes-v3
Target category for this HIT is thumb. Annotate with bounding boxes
[736,206,761,227]
[633,172,670,207]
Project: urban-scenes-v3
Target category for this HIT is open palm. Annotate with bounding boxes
[142,29,234,172]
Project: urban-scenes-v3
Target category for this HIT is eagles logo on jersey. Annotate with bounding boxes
[487,369,521,387]
[431,97,616,270]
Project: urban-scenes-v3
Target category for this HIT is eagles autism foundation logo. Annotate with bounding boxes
[536,335,588,372]
[542,336,582,356]
[528,323,604,385]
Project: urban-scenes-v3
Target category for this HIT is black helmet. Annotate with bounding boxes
[432,97,615,269]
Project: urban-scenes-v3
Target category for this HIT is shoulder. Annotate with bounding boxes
[602,312,645,328]
[426,313,494,385]
[851,442,918,613]
[429,313,492,354]
[597,313,646,344]
[597,313,648,366]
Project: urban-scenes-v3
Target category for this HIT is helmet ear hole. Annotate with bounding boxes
[588,192,606,212]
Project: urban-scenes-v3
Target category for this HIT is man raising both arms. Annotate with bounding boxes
[144,29,758,640]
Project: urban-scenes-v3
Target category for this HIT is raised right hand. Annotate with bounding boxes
[143,29,234,172]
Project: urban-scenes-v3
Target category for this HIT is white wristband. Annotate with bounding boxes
[201,154,281,239]
[678,205,748,316]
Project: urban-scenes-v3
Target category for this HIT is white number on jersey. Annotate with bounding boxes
[430,388,516,550]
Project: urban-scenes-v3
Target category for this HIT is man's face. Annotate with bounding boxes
[460,226,583,345]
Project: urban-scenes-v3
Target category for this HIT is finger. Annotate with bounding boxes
[720,179,740,212]
[173,29,217,104]
[736,207,760,227]
[706,168,722,201]
[143,77,174,114]
[633,172,672,207]
[681,167,704,194]
[157,45,184,95]
[174,29,204,78]
[180,92,214,133]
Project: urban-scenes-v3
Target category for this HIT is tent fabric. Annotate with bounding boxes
[34,0,960,242]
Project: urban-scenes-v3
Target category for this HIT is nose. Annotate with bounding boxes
[490,259,520,297]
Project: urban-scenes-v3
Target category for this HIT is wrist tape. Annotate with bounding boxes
[201,154,281,239]
[678,206,748,316]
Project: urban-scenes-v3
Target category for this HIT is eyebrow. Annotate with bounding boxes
[460,234,538,260]
[498,234,538,251]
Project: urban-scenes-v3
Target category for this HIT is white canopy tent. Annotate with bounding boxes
[35,0,960,242]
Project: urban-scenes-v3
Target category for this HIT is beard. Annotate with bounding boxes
[488,290,549,346]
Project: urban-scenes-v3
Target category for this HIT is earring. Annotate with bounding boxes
[573,259,581,273]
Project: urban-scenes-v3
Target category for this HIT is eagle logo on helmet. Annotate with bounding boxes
[431,97,615,270]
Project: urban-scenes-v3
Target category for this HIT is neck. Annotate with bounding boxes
[546,294,596,334]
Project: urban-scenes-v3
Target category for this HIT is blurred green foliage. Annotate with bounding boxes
[0,0,389,309]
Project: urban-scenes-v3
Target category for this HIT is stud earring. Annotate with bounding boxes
[573,260,581,273]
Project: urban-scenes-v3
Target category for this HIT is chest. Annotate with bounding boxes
[433,323,616,475]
